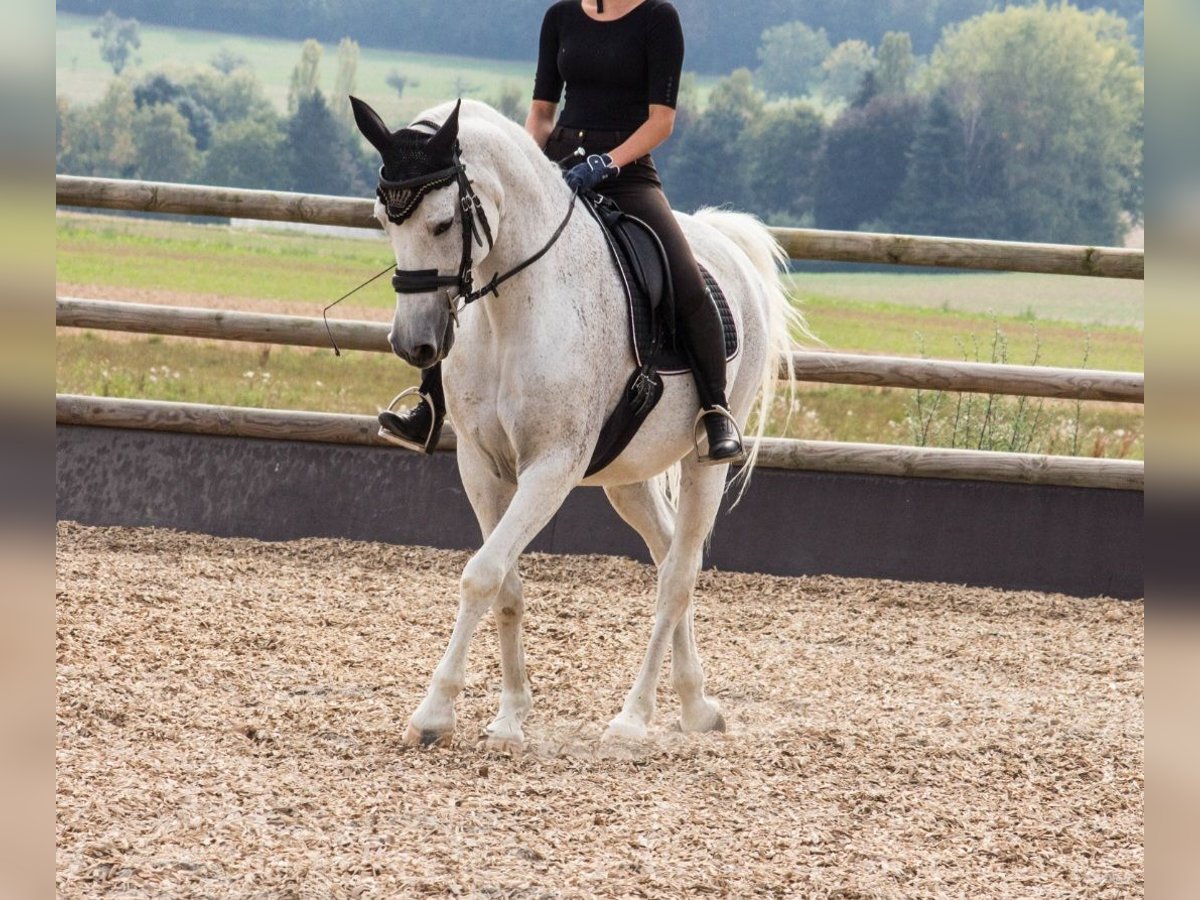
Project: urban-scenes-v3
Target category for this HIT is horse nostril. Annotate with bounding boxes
[388,331,403,357]
[413,344,437,366]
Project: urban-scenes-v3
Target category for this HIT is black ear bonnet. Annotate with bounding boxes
[351,97,463,225]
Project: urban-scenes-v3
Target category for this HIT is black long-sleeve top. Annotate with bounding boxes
[532,0,684,132]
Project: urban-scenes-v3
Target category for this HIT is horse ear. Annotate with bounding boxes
[425,99,462,159]
[350,96,393,157]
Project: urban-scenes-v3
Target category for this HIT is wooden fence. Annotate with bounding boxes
[55,176,1145,492]
[57,175,1144,278]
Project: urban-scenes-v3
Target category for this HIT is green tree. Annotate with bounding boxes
[287,39,323,115]
[209,47,250,75]
[90,11,141,75]
[708,68,766,121]
[386,70,410,99]
[925,3,1143,244]
[286,90,366,196]
[133,104,200,183]
[56,81,138,177]
[887,90,1005,237]
[183,68,276,126]
[815,94,921,230]
[332,38,360,126]
[756,21,831,99]
[1118,106,1143,227]
[820,40,876,102]
[875,31,914,95]
[204,119,288,190]
[133,73,216,151]
[662,70,763,211]
[741,102,825,225]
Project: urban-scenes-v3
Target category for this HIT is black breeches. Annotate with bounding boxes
[545,130,730,409]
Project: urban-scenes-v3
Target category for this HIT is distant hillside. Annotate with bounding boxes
[56,13,538,122]
[55,0,1143,75]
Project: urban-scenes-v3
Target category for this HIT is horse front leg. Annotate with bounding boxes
[404,453,583,748]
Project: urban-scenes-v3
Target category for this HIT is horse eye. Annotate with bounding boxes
[433,219,454,237]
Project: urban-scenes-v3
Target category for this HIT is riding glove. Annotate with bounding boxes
[564,153,620,193]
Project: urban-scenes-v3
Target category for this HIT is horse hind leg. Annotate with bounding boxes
[604,463,727,741]
[672,599,725,733]
[604,478,676,566]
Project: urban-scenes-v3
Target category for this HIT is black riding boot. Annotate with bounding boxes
[378,364,446,453]
[679,301,744,464]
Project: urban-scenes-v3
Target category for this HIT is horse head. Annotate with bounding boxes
[350,96,501,368]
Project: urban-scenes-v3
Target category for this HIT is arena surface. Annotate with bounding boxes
[56,522,1143,897]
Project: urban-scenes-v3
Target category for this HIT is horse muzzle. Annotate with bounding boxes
[387,314,456,368]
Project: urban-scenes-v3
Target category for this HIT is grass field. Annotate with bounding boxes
[56,12,536,123]
[56,13,721,124]
[55,212,1144,458]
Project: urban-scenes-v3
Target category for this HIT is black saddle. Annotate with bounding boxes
[580,192,739,477]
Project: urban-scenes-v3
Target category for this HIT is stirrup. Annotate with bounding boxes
[377,387,441,453]
[692,406,747,467]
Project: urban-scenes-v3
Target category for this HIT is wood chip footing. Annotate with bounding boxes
[57,523,1143,898]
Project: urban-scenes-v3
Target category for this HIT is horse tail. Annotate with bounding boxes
[691,208,814,501]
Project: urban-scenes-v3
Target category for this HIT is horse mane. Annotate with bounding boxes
[411,99,568,198]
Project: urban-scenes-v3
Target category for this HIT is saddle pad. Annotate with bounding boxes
[651,264,739,376]
[582,194,739,376]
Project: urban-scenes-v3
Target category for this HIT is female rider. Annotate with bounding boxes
[379,0,743,462]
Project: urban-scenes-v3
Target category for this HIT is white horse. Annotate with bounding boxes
[352,98,803,751]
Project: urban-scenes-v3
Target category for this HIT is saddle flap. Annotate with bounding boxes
[611,216,669,313]
[590,195,673,318]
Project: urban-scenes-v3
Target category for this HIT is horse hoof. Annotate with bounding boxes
[680,703,726,734]
[403,722,452,748]
[603,714,647,742]
[482,734,524,755]
[483,715,525,754]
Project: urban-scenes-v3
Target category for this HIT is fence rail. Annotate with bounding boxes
[54,176,1145,495]
[56,395,1143,491]
[56,297,1145,404]
[56,175,1145,279]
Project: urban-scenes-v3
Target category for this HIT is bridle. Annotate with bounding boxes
[378,136,495,313]
[381,122,585,317]
[322,129,580,356]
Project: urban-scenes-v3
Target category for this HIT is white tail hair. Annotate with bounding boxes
[692,207,814,502]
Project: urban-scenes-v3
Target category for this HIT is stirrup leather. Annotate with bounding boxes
[692,406,747,466]
[377,387,441,453]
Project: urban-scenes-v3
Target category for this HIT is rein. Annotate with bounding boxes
[322,143,580,355]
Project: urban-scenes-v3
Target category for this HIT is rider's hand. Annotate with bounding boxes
[564,153,620,193]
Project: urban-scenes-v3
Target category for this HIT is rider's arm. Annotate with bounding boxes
[606,105,675,170]
[525,100,558,149]
[605,2,682,170]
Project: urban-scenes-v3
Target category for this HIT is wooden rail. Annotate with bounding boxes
[56,175,380,230]
[57,297,1145,404]
[56,175,1144,279]
[773,228,1143,279]
[782,350,1143,404]
[55,393,454,452]
[57,297,392,353]
[56,394,1142,491]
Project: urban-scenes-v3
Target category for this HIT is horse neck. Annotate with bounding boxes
[471,145,581,332]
